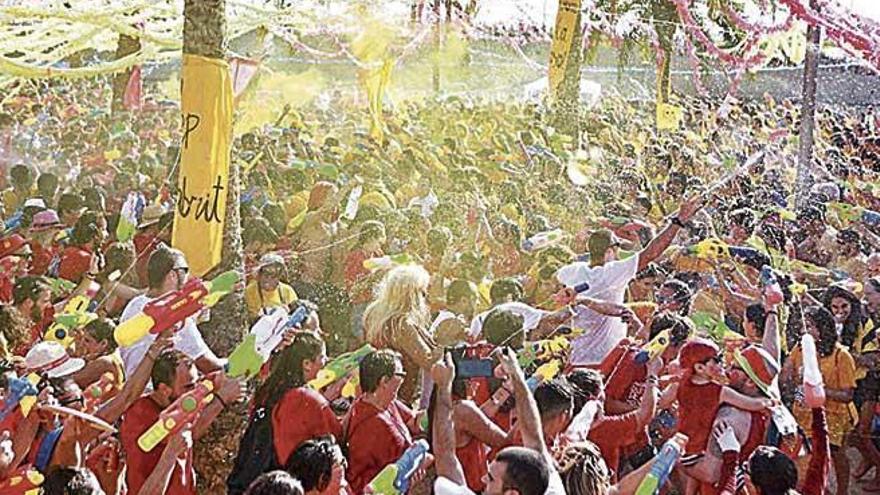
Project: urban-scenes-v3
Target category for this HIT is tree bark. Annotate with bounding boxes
[111,33,141,113]
[796,0,821,211]
[182,0,248,493]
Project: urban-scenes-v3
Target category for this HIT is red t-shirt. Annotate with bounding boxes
[599,342,647,409]
[120,396,197,495]
[587,411,639,478]
[57,246,92,282]
[271,387,342,466]
[676,379,722,455]
[344,249,380,304]
[346,398,414,494]
[29,240,56,276]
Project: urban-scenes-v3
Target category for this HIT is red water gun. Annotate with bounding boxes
[114,270,238,347]
[84,372,118,413]
[137,379,215,452]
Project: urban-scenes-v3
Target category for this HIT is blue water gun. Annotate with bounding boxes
[634,433,688,495]
[0,376,39,422]
[366,440,430,494]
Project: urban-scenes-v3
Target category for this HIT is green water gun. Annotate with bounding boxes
[308,344,374,391]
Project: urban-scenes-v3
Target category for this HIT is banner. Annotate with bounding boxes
[229,56,260,104]
[547,0,581,102]
[172,54,233,276]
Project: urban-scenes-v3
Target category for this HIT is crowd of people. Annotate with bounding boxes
[0,73,880,495]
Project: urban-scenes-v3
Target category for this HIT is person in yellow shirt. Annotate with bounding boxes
[245,252,298,319]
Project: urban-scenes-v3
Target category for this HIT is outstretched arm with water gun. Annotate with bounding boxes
[114,270,239,347]
[227,305,310,378]
[307,344,374,391]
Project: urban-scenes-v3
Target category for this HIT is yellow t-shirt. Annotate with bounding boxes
[244,281,298,318]
[790,343,858,446]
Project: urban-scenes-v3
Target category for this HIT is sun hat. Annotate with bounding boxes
[24,341,85,379]
[30,209,62,231]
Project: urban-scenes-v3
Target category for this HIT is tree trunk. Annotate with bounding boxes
[652,0,677,104]
[432,0,441,94]
[182,1,248,493]
[796,0,821,211]
[111,33,141,113]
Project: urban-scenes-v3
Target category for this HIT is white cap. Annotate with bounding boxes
[24,341,85,378]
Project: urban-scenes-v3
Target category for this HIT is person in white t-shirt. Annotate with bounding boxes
[468,278,572,343]
[557,196,703,365]
[119,246,224,380]
[432,349,565,495]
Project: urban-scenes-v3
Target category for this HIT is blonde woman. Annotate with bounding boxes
[363,264,442,404]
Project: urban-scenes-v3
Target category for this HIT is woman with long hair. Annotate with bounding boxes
[821,285,864,349]
[783,306,857,495]
[363,264,441,404]
[252,331,341,467]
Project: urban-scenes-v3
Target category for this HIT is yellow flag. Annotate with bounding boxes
[548,0,582,102]
[361,59,393,140]
[172,55,233,276]
[656,102,683,130]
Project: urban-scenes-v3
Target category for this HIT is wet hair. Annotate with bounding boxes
[357,220,386,244]
[648,312,693,346]
[745,304,767,338]
[9,164,32,188]
[42,466,104,495]
[150,350,187,390]
[83,318,116,350]
[534,378,574,422]
[244,471,303,495]
[803,306,838,357]
[496,447,551,495]
[12,276,50,306]
[821,286,863,348]
[558,441,612,495]
[284,436,346,492]
[360,349,401,393]
[483,309,525,348]
[446,279,477,307]
[254,331,324,410]
[567,368,604,411]
[57,193,83,217]
[748,445,798,495]
[490,278,524,305]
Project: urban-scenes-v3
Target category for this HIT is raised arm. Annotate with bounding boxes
[431,355,467,485]
[499,347,548,458]
[638,196,703,271]
[719,386,773,412]
[138,429,192,495]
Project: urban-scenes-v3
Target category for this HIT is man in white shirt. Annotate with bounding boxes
[557,197,703,365]
[119,246,224,380]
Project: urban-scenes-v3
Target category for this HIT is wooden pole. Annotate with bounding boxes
[796,0,821,211]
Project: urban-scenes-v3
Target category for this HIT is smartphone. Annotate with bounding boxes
[455,358,495,380]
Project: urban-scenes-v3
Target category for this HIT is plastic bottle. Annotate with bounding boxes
[759,266,784,306]
[521,228,565,252]
[635,433,688,495]
[802,334,826,406]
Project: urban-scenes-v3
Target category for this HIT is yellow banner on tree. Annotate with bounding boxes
[656,102,684,131]
[172,54,233,276]
[548,0,581,102]
[362,59,393,140]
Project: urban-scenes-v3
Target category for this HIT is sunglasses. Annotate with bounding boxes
[173,266,189,276]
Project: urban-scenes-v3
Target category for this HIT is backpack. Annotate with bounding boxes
[226,407,279,495]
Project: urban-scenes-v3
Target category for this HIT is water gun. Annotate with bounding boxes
[341,373,360,399]
[116,192,145,242]
[686,237,770,270]
[44,295,97,348]
[551,281,591,306]
[363,253,413,272]
[829,202,880,227]
[138,379,215,452]
[634,433,688,495]
[365,440,430,495]
[84,372,117,412]
[521,228,565,252]
[0,468,43,495]
[634,330,670,364]
[307,344,374,391]
[518,336,571,368]
[45,277,76,296]
[0,374,40,422]
[3,211,22,233]
[114,270,239,347]
[690,312,742,345]
[526,359,561,391]
[759,266,784,306]
[227,305,310,378]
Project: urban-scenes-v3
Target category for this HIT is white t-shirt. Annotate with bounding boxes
[468,302,548,341]
[119,294,217,380]
[556,256,639,365]
[434,468,564,495]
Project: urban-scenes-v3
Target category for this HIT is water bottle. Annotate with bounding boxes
[521,229,564,252]
[634,433,688,495]
[802,334,826,407]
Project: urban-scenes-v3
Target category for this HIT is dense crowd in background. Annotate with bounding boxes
[1,74,880,494]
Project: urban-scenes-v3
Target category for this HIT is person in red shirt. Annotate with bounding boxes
[57,211,107,283]
[250,331,341,466]
[345,349,418,493]
[343,220,385,339]
[11,275,52,352]
[119,350,242,495]
[27,209,62,276]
